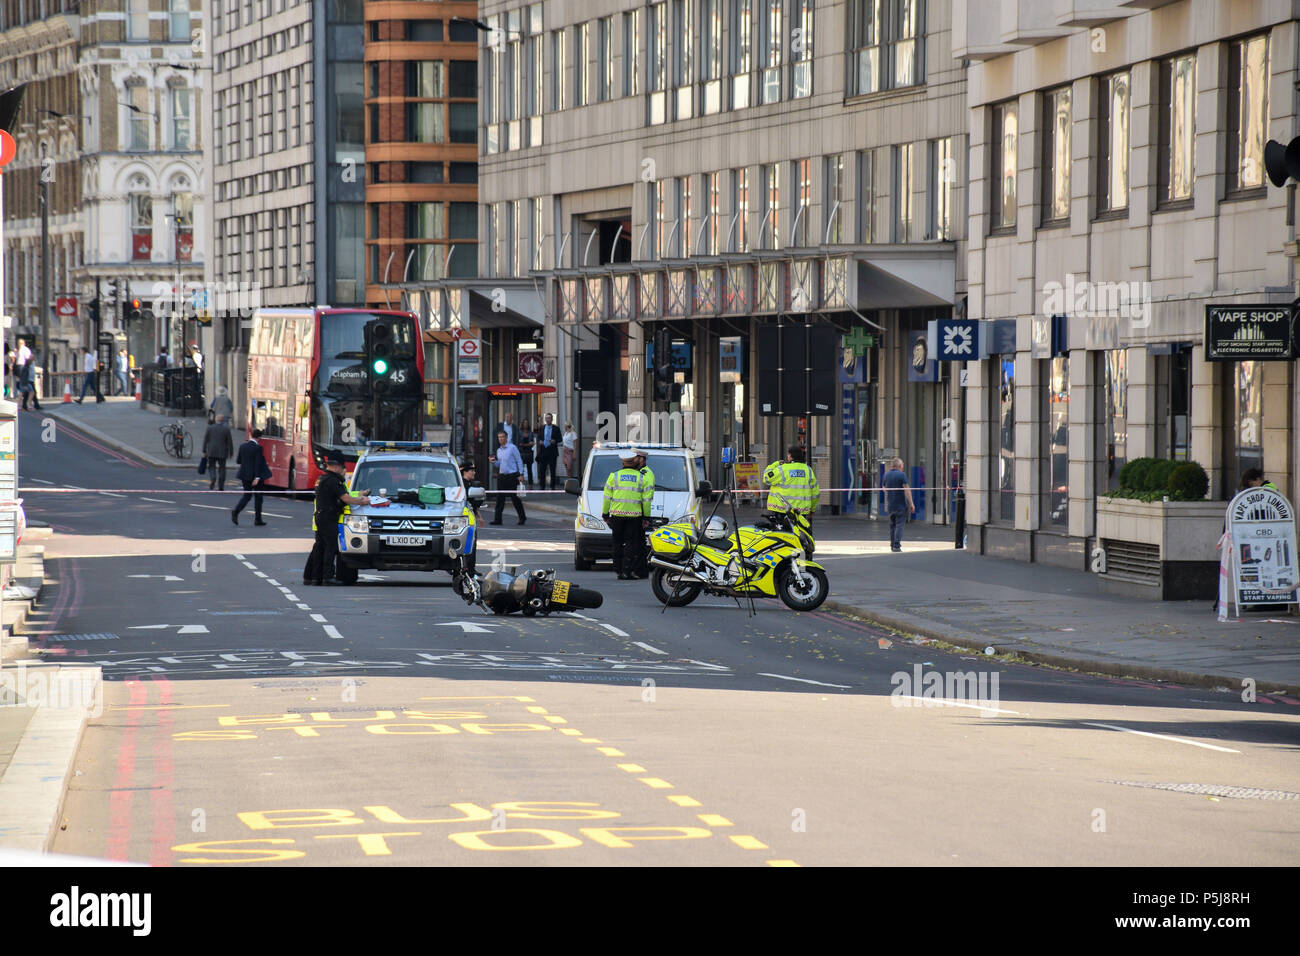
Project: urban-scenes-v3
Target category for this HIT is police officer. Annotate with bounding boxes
[603,450,652,580]
[763,444,820,523]
[304,451,372,586]
[633,449,656,578]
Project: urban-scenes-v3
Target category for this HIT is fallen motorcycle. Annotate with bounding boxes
[452,556,603,616]
[647,511,829,611]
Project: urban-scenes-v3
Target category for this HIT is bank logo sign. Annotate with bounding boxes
[936,319,979,360]
[1205,303,1298,361]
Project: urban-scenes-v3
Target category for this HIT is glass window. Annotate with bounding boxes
[171,88,192,150]
[411,162,444,183]
[762,163,781,249]
[551,29,566,111]
[355,459,462,496]
[990,100,1017,231]
[169,0,190,42]
[680,176,693,256]
[705,171,721,254]
[927,137,952,240]
[408,103,444,142]
[996,357,1015,522]
[1042,86,1070,223]
[623,10,642,97]
[824,153,845,243]
[851,0,923,94]
[334,62,364,163]
[758,0,781,104]
[408,20,442,42]
[849,0,879,95]
[856,148,874,242]
[130,190,153,261]
[793,157,811,246]
[1225,360,1264,497]
[449,202,477,239]
[730,0,752,109]
[598,16,614,102]
[649,0,668,127]
[409,203,445,240]
[409,61,445,98]
[653,180,668,258]
[128,85,150,149]
[449,162,476,184]
[732,167,749,252]
[672,0,695,119]
[1102,349,1128,492]
[574,22,589,106]
[1158,52,1196,203]
[1227,34,1268,192]
[333,203,365,292]
[791,0,813,98]
[1097,71,1129,213]
[449,103,476,143]
[1043,356,1069,528]
[448,19,479,42]
[449,60,476,99]
[893,143,912,242]
[127,0,149,40]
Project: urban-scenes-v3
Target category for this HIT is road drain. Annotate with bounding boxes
[1110,781,1299,801]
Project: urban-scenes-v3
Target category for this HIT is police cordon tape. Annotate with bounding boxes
[16,485,958,495]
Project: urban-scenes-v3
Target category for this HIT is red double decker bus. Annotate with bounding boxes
[246,307,425,491]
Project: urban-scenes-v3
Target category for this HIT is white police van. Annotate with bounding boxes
[564,442,711,571]
[335,441,486,583]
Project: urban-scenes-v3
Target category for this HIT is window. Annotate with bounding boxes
[450,104,476,143]
[1042,356,1069,528]
[334,62,364,164]
[793,158,811,245]
[171,88,192,150]
[672,0,695,119]
[990,100,1017,231]
[623,9,641,98]
[649,2,667,123]
[1227,34,1267,193]
[732,167,750,251]
[730,0,752,109]
[1224,360,1264,497]
[173,191,194,261]
[654,179,669,258]
[127,0,148,40]
[1101,349,1128,493]
[1158,52,1196,204]
[856,149,874,242]
[822,154,844,243]
[409,203,446,240]
[927,138,952,240]
[758,0,781,105]
[892,143,912,242]
[701,0,723,113]
[597,16,614,102]
[130,184,153,261]
[574,22,589,107]
[761,162,781,249]
[791,0,813,98]
[533,198,544,269]
[704,171,720,254]
[1097,71,1129,214]
[550,29,566,111]
[679,175,693,256]
[850,0,923,94]
[995,357,1015,522]
[449,61,476,99]
[409,19,442,42]
[169,0,190,42]
[449,162,476,183]
[127,85,150,149]
[1041,86,1071,223]
[408,103,443,142]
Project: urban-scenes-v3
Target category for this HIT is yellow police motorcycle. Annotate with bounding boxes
[647,511,828,611]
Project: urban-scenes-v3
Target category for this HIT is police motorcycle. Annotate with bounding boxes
[647,488,828,611]
[451,553,604,617]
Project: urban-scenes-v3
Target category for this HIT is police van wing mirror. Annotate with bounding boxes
[564,478,581,496]
[696,480,712,498]
[467,485,486,504]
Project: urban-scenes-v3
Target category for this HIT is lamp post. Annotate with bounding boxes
[38,140,49,398]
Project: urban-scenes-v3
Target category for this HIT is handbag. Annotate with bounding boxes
[197,457,208,476]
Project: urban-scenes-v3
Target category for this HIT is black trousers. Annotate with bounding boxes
[207,457,227,490]
[608,516,644,575]
[493,473,526,521]
[537,449,558,489]
[305,517,340,584]
[233,479,264,519]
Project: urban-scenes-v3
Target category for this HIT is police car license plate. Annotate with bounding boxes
[384,535,430,547]
[550,580,571,604]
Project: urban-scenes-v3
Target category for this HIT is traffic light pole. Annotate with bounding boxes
[39,157,49,399]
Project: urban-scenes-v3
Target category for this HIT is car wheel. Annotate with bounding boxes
[573,551,593,571]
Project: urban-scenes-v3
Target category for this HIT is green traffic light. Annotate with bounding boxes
[372,358,389,375]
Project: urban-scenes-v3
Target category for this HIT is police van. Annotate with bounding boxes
[564,442,711,571]
[334,441,486,584]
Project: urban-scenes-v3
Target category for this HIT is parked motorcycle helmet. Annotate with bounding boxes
[705,516,730,539]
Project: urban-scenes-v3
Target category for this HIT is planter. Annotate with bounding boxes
[1095,498,1224,600]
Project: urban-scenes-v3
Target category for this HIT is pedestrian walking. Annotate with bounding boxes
[303,451,371,586]
[202,414,234,490]
[537,413,561,490]
[883,457,915,553]
[114,348,131,396]
[156,346,170,368]
[18,350,40,410]
[762,445,820,520]
[562,421,577,477]
[496,411,515,445]
[516,420,536,488]
[232,428,272,525]
[488,430,526,525]
[75,348,104,403]
[603,450,652,580]
[209,384,234,424]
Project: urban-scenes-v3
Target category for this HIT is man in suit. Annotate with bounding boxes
[202,414,234,490]
[232,428,272,525]
[496,411,515,445]
[537,413,561,490]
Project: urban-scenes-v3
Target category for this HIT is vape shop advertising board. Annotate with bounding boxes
[1224,487,1299,611]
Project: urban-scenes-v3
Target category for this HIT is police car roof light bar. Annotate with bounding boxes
[364,441,449,450]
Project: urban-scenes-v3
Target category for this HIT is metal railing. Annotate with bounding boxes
[141,365,204,412]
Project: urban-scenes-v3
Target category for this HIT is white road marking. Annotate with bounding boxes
[253,571,267,578]
[434,621,505,634]
[1080,722,1242,754]
[128,574,182,582]
[892,695,1020,715]
[323,625,344,640]
[266,579,281,586]
[296,604,311,610]
[98,491,126,498]
[310,614,327,623]
[759,672,853,690]
[283,593,300,602]
[264,512,291,518]
[141,497,175,504]
[232,553,245,560]
[126,624,210,634]
[190,503,228,511]
[29,477,53,484]
[572,613,630,638]
[242,562,258,569]
[633,641,667,656]
[66,484,87,489]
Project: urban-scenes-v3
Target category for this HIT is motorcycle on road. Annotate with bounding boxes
[452,555,604,616]
[647,510,829,611]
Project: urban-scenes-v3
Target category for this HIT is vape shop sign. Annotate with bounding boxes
[1205,304,1297,361]
[1224,487,1298,612]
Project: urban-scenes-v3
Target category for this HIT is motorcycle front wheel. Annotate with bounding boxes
[650,567,703,607]
[777,565,828,611]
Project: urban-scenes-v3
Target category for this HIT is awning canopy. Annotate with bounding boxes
[459,383,556,396]
[851,245,957,309]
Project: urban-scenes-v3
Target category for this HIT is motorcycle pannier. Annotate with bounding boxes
[650,526,690,558]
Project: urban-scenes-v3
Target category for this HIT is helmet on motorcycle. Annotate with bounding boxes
[705,516,730,538]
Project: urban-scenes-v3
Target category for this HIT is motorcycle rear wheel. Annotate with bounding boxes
[777,565,828,611]
[650,567,703,607]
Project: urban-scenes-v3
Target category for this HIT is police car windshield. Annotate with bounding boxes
[587,454,688,492]
[353,460,461,496]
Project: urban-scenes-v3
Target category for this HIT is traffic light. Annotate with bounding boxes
[365,319,394,393]
[652,327,674,403]
[1264,138,1300,187]
[129,297,143,321]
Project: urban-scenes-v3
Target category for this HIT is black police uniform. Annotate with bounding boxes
[304,470,347,585]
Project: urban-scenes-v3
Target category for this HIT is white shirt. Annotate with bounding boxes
[562,429,577,450]
[191,350,203,370]
[83,352,96,374]
[15,344,31,366]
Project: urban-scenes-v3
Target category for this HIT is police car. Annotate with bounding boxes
[334,442,485,584]
[564,442,711,571]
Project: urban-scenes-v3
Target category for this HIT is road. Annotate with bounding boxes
[18,412,1300,866]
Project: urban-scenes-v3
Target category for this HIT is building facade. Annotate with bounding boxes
[473,0,971,511]
[957,0,1300,574]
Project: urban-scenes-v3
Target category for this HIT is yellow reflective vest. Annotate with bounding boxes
[639,466,656,511]
[763,460,819,514]
[603,467,652,517]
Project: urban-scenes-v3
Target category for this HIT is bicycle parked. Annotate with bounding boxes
[160,422,193,459]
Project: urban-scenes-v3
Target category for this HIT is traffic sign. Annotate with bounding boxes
[458,337,480,359]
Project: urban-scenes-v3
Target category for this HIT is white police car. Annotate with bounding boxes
[334,442,486,584]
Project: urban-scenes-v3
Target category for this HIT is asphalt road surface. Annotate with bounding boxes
[19,413,1300,866]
